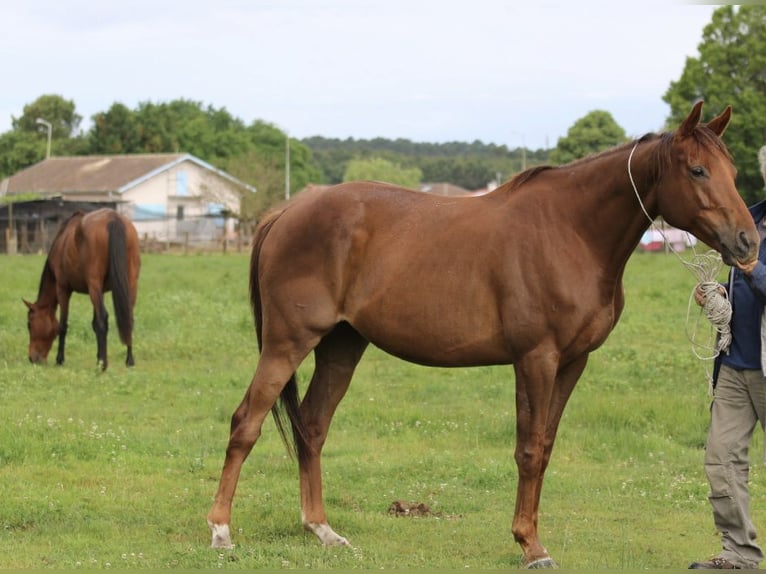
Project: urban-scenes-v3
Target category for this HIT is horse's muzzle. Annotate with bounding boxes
[721,228,759,267]
[28,352,47,364]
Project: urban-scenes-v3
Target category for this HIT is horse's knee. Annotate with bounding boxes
[304,421,328,452]
[227,415,261,455]
[515,445,545,476]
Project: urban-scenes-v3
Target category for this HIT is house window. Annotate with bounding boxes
[176,171,188,196]
[176,205,185,221]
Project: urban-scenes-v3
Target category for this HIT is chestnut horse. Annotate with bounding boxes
[207,102,758,567]
[25,208,141,371]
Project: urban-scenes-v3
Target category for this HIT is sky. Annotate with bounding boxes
[0,0,718,151]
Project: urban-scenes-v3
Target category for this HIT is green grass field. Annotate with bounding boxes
[0,251,762,569]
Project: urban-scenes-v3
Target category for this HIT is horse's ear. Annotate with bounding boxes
[678,100,704,138]
[22,298,34,310]
[706,105,732,138]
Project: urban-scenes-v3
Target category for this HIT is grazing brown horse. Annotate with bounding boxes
[25,208,141,371]
[207,102,758,567]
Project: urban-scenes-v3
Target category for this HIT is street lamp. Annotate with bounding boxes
[36,118,52,159]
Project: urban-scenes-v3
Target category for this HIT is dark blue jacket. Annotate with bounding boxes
[712,199,766,386]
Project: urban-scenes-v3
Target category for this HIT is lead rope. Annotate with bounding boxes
[627,142,731,393]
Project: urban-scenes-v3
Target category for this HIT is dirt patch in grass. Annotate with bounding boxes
[388,500,437,517]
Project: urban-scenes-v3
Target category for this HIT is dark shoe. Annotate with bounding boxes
[689,556,741,569]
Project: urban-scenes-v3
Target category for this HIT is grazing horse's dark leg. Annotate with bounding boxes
[125,344,135,367]
[55,289,72,366]
[207,349,310,548]
[90,290,109,371]
[511,345,560,567]
[299,323,368,545]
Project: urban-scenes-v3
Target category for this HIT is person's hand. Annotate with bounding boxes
[736,259,759,275]
[695,284,725,306]
[694,285,707,306]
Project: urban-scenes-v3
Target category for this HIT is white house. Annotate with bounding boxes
[0,153,256,243]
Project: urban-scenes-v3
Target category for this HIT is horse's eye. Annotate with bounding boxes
[690,166,707,178]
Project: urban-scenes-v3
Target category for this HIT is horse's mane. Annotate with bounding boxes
[502,124,731,193]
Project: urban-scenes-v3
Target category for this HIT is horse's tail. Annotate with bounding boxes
[250,208,310,464]
[107,216,133,346]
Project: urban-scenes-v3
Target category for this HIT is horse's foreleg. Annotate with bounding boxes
[512,350,559,567]
[55,291,71,366]
[89,289,109,371]
[299,325,367,546]
[513,353,590,569]
[538,355,589,504]
[207,358,296,549]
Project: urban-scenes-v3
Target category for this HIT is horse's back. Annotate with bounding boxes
[53,209,140,294]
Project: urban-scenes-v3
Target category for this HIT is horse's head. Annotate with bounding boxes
[23,299,58,364]
[654,101,758,268]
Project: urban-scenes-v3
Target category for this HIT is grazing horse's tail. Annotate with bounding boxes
[107,217,133,346]
[250,208,310,464]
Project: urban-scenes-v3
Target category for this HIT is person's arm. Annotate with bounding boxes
[740,260,766,304]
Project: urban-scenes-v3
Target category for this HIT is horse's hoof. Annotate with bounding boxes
[208,522,234,549]
[526,557,558,569]
[305,521,349,546]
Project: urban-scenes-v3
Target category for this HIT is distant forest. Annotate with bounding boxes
[302,136,551,190]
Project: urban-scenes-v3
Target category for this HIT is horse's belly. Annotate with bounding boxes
[348,306,512,367]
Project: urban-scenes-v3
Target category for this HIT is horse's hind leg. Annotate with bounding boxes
[299,323,368,546]
[207,353,303,549]
[89,289,109,371]
[55,290,71,366]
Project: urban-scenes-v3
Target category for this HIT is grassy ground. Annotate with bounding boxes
[0,251,762,569]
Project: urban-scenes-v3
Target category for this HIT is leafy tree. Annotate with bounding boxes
[0,131,43,179]
[420,157,499,190]
[90,103,142,154]
[663,5,766,204]
[11,94,82,140]
[223,124,322,220]
[343,157,422,189]
[0,94,85,172]
[303,135,547,188]
[549,110,628,165]
[224,152,285,224]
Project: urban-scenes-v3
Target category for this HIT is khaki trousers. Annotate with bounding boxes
[704,364,766,568]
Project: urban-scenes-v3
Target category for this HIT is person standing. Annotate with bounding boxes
[690,151,766,569]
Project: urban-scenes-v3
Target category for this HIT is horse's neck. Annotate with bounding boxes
[35,259,59,308]
[559,143,660,274]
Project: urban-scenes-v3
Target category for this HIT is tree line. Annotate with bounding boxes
[1,5,764,215]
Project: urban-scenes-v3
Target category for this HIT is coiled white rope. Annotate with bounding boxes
[682,252,732,360]
[627,142,732,372]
